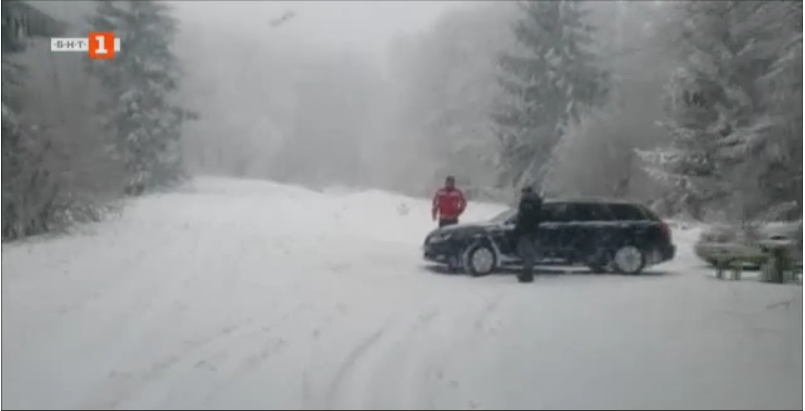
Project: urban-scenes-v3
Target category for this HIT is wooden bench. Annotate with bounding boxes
[712,255,747,281]
[712,239,801,283]
[711,248,765,281]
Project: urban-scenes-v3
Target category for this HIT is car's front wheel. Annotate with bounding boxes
[611,245,646,275]
[463,242,498,277]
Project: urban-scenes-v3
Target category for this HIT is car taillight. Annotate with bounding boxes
[660,222,672,241]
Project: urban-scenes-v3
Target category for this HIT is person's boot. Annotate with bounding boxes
[517,271,534,283]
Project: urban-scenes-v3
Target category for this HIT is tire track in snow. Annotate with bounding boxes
[78,300,316,409]
[78,209,315,410]
[325,286,509,410]
[22,234,183,384]
[324,322,392,409]
[315,304,449,410]
[77,316,255,410]
[164,302,315,399]
[198,300,371,409]
[50,229,177,319]
[207,306,312,386]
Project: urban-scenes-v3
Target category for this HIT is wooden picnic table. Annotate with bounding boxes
[712,239,801,284]
[758,239,801,284]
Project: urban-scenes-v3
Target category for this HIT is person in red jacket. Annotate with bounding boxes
[432,176,467,228]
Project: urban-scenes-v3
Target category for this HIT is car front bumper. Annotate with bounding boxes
[422,241,462,265]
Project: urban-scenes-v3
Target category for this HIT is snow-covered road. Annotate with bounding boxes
[2,177,802,410]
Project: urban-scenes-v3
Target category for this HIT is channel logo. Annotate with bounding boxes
[51,32,121,59]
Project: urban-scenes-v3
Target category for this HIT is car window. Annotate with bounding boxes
[570,203,613,222]
[609,203,649,221]
[542,203,572,223]
[636,205,662,221]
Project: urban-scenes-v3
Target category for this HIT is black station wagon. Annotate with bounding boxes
[422,198,676,276]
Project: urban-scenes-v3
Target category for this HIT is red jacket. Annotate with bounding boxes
[432,187,466,220]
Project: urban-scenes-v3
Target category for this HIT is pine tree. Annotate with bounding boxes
[3,0,66,112]
[730,1,802,219]
[492,0,608,189]
[641,1,801,220]
[1,1,68,239]
[86,0,195,194]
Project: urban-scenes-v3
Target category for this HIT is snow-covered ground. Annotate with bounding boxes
[3,177,802,410]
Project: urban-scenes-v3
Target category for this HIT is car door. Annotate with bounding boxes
[565,202,615,261]
[536,202,573,262]
[493,212,519,260]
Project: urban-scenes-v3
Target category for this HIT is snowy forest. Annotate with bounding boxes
[3,0,802,240]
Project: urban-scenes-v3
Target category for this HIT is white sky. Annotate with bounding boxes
[174,1,467,54]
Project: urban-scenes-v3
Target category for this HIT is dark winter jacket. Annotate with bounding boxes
[513,191,543,238]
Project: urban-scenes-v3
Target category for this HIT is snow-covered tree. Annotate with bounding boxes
[1,1,74,239]
[727,1,802,220]
[543,2,676,202]
[641,1,802,220]
[545,104,658,200]
[493,0,609,189]
[641,68,737,220]
[2,1,68,114]
[86,0,195,194]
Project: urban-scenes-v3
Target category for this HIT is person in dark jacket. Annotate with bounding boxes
[512,185,543,283]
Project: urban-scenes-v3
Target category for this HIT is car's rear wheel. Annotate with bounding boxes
[611,245,646,275]
[463,243,497,277]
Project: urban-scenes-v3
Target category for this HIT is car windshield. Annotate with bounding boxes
[489,209,516,224]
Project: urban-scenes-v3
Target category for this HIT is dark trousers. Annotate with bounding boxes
[516,234,538,279]
[438,217,459,228]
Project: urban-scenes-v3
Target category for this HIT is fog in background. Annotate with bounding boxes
[17,1,675,198]
[173,1,476,193]
[9,0,801,234]
[175,1,463,55]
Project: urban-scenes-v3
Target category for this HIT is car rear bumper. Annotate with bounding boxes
[647,244,675,266]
